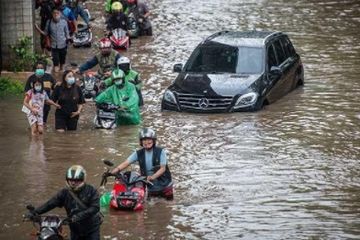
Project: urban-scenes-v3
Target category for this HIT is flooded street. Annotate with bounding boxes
[1,0,360,239]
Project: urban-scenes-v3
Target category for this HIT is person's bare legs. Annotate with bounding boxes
[38,125,44,134]
[31,124,38,136]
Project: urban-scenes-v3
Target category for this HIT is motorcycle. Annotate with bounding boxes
[73,23,92,48]
[23,205,69,240]
[73,3,93,48]
[100,160,151,211]
[127,12,139,38]
[79,71,99,101]
[94,103,120,129]
[109,28,130,51]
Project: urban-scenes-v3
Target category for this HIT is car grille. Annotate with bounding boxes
[176,93,233,111]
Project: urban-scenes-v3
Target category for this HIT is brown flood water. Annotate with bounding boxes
[1,0,360,239]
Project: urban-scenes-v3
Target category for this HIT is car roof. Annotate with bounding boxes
[204,30,282,48]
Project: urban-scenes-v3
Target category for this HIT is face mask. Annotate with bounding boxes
[119,65,130,73]
[115,79,123,86]
[34,85,42,92]
[66,77,76,85]
[35,68,45,77]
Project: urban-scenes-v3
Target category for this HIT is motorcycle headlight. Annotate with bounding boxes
[234,92,258,108]
[163,90,177,104]
[101,120,113,129]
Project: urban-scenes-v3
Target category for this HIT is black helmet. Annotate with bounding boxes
[66,165,86,191]
[139,128,156,146]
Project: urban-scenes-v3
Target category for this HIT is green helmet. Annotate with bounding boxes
[111,68,125,80]
[66,165,86,191]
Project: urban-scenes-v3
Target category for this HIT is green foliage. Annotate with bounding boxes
[8,36,47,72]
[0,77,24,96]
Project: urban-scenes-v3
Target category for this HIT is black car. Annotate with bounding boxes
[161,30,304,112]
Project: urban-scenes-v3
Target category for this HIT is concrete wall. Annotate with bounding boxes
[0,0,35,70]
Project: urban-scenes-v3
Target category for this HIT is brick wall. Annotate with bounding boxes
[0,0,35,70]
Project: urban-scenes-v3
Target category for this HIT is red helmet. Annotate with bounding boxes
[99,37,112,49]
[127,0,137,4]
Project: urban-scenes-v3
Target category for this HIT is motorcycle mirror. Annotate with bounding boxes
[103,160,114,167]
[26,204,35,211]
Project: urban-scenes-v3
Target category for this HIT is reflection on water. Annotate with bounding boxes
[1,0,360,239]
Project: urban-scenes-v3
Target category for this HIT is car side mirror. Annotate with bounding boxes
[270,66,282,76]
[173,63,183,73]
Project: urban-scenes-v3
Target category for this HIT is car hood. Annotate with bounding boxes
[173,73,262,96]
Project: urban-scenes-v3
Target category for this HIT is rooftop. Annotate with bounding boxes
[206,31,281,48]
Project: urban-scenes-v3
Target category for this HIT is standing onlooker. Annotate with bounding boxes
[24,60,56,124]
[51,70,85,132]
[35,0,56,53]
[23,78,60,136]
[36,8,71,73]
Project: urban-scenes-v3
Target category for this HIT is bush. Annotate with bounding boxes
[8,36,47,72]
[0,77,24,96]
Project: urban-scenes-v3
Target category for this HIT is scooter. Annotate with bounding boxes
[109,28,130,51]
[23,205,69,240]
[94,104,119,129]
[73,23,92,48]
[79,71,99,101]
[127,12,139,38]
[100,160,151,211]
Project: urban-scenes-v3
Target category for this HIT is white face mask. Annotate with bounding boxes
[66,77,76,85]
[34,85,42,92]
[114,79,123,86]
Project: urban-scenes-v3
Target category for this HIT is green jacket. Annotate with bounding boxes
[104,69,142,90]
[95,80,141,125]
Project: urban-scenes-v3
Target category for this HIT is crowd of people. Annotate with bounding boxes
[23,1,173,239]
[25,0,151,133]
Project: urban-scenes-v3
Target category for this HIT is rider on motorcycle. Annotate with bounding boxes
[106,2,128,33]
[104,56,143,106]
[76,37,121,77]
[66,0,90,26]
[126,0,152,36]
[110,128,173,199]
[24,165,102,240]
[95,69,141,125]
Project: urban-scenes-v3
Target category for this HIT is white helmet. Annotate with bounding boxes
[117,56,131,73]
[117,56,130,65]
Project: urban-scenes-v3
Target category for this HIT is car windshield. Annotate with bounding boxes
[185,42,264,74]
[236,46,264,74]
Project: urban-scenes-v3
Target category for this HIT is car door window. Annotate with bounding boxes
[281,36,296,58]
[267,45,277,70]
[273,40,287,65]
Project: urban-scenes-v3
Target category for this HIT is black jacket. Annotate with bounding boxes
[35,184,102,235]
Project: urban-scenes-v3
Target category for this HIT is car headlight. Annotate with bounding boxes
[163,90,177,104]
[235,92,258,108]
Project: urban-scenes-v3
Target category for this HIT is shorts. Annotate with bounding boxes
[55,112,79,131]
[27,112,44,126]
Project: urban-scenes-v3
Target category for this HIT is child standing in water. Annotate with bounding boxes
[23,79,60,135]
